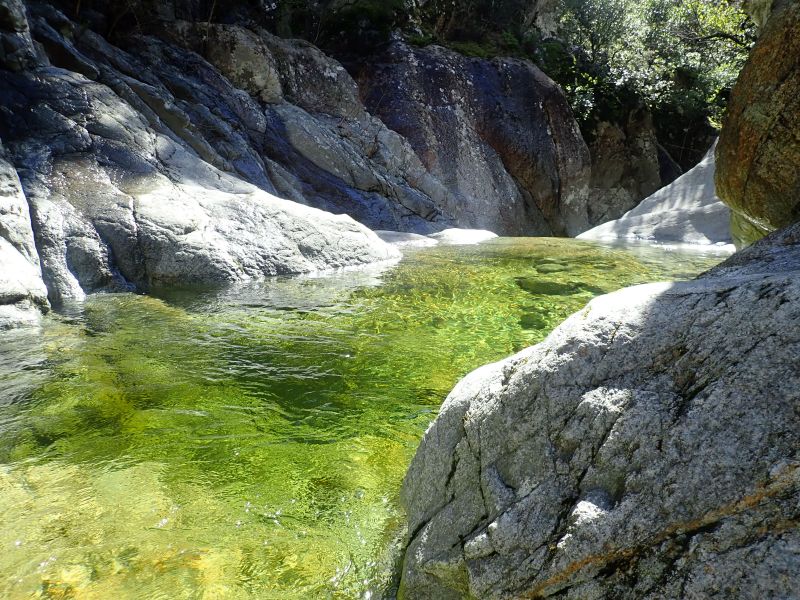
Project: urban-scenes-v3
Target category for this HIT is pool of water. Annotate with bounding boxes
[0,238,726,599]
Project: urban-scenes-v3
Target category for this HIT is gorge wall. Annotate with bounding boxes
[356,39,590,236]
[0,0,681,327]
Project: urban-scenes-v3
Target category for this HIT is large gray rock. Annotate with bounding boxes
[141,20,456,233]
[578,143,733,249]
[0,152,48,328]
[0,16,398,304]
[398,222,800,598]
[715,0,800,247]
[585,111,664,226]
[358,41,592,236]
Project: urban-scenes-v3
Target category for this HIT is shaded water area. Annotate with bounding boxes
[0,238,726,599]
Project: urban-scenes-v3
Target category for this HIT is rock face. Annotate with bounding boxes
[585,110,664,226]
[1,0,677,261]
[358,41,592,236]
[398,222,800,598]
[578,143,733,248]
[0,1,399,309]
[525,0,560,37]
[0,151,48,328]
[716,0,800,247]
[0,0,38,71]
[744,0,789,30]
[5,1,620,241]
[160,22,455,233]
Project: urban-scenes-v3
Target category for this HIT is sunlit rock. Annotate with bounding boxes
[375,230,439,248]
[579,143,733,250]
[358,40,592,236]
[716,0,800,246]
[0,154,48,327]
[399,222,800,598]
[0,8,399,303]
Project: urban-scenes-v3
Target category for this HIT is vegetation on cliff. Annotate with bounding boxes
[401,0,753,167]
[548,0,752,157]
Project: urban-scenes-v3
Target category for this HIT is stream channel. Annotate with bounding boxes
[0,238,728,599]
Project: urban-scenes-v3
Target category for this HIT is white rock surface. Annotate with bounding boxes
[0,237,48,329]
[428,228,499,245]
[398,222,800,599]
[0,155,48,328]
[0,67,399,304]
[578,144,733,250]
[374,230,439,248]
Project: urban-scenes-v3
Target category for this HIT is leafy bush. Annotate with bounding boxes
[261,0,407,49]
[538,0,755,164]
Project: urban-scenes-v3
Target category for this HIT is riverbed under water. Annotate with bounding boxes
[0,238,727,599]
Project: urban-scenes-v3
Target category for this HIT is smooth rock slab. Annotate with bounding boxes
[398,222,800,599]
[578,143,733,250]
[155,21,457,233]
[0,64,399,303]
[0,236,47,328]
[0,154,48,327]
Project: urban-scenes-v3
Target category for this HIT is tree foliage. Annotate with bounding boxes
[568,0,753,115]
[260,0,407,48]
[538,0,754,163]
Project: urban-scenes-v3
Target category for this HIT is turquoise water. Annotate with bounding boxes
[0,238,725,599]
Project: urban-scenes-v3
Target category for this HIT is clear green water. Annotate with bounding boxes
[0,239,725,599]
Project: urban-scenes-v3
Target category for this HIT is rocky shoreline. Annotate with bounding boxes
[396,221,800,598]
[394,2,800,595]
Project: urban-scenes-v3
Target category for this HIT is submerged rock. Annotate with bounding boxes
[578,143,733,250]
[398,221,800,598]
[716,1,800,246]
